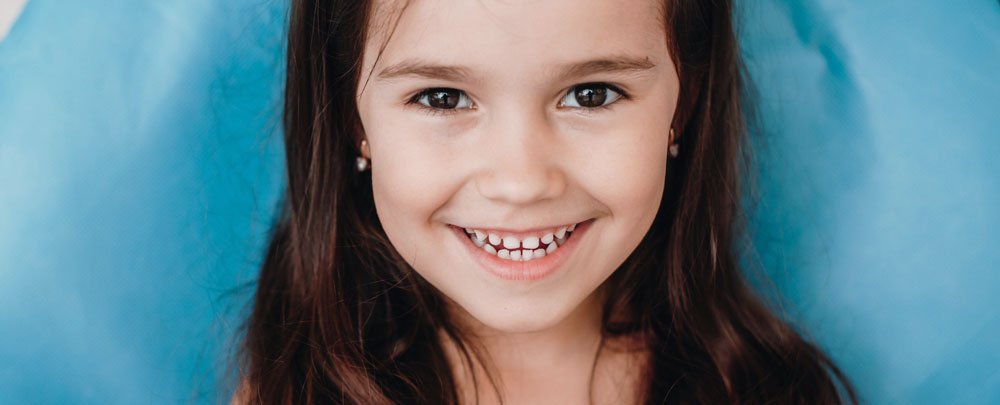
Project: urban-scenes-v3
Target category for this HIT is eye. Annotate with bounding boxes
[408,88,474,114]
[558,83,627,109]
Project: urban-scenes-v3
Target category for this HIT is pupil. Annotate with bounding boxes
[429,89,459,109]
[575,86,607,107]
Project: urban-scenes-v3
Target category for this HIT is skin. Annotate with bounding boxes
[356,0,680,402]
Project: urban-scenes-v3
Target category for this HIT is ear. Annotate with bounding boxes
[353,119,371,158]
[360,139,371,159]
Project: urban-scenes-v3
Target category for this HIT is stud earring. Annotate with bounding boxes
[356,139,370,172]
[669,128,680,158]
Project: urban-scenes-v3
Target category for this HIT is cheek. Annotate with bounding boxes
[578,129,667,276]
[576,78,676,221]
[365,118,460,259]
[583,122,670,223]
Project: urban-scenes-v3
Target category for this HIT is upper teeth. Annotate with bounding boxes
[463,223,579,261]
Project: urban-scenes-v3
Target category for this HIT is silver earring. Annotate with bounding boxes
[668,128,680,158]
[356,139,370,172]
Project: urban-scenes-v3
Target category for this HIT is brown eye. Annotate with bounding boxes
[560,83,625,109]
[574,86,607,107]
[412,88,473,111]
[428,89,459,108]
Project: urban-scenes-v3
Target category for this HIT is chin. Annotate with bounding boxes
[459,297,578,334]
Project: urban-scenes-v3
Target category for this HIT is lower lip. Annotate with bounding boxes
[450,219,593,282]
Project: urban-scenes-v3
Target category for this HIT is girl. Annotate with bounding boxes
[236,0,858,403]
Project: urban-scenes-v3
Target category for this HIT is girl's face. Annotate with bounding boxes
[357,0,679,333]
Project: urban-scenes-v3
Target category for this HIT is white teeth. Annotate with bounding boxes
[540,233,554,244]
[522,236,539,249]
[502,236,520,250]
[467,223,582,261]
[477,244,551,262]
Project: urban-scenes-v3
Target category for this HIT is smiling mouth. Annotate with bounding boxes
[450,219,594,282]
[458,222,582,262]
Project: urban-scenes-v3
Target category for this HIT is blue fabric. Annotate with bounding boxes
[0,1,286,403]
[0,1,997,403]
[740,2,1000,403]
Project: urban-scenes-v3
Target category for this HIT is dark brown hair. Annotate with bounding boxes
[235,0,859,403]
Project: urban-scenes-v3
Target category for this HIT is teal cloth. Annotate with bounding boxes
[1,1,997,403]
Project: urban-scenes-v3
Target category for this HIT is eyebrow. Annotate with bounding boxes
[375,55,657,83]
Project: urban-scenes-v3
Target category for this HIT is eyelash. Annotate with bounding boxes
[405,82,630,117]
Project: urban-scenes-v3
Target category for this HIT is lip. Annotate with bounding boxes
[450,218,594,282]
[455,223,579,239]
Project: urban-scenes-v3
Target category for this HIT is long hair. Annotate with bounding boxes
[236,0,859,403]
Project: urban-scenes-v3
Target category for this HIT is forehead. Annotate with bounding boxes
[364,0,668,83]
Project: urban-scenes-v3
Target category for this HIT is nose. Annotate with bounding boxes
[474,106,567,205]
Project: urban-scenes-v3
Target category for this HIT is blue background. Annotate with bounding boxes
[1,1,997,403]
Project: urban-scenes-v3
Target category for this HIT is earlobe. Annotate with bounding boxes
[360,139,371,159]
[356,139,371,172]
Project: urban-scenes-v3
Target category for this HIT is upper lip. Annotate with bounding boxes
[452,219,589,237]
